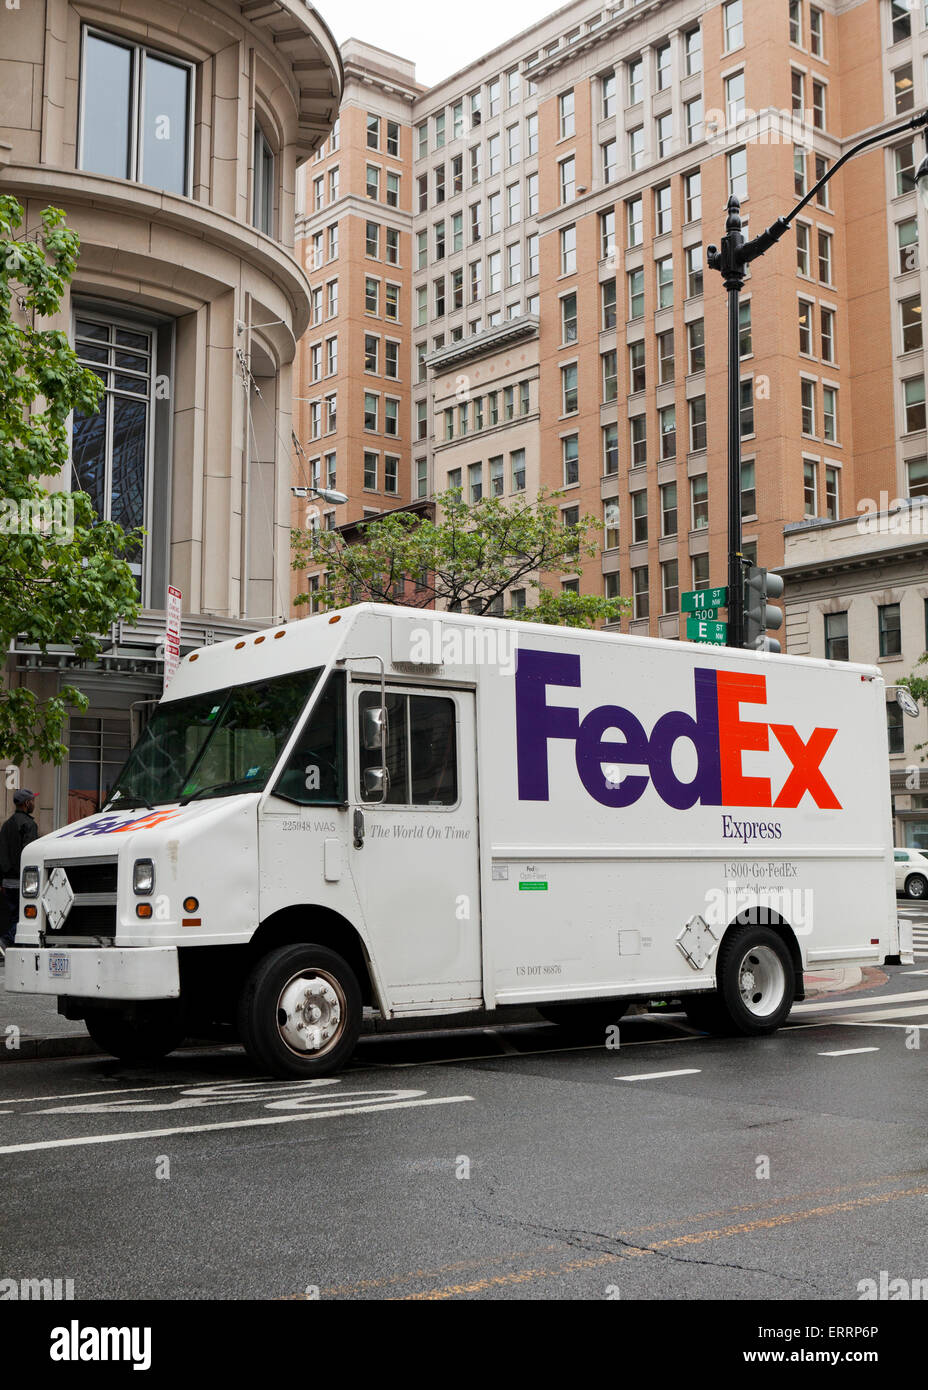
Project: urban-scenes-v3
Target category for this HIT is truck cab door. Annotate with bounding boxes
[349,683,482,1011]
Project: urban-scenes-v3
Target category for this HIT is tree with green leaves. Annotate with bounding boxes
[0,194,141,766]
[291,487,627,628]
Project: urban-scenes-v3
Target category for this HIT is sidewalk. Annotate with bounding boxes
[0,959,875,1065]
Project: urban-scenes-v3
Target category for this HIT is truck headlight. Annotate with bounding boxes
[133,859,155,895]
[21,866,39,898]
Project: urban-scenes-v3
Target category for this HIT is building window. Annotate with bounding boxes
[659,404,676,460]
[801,379,816,434]
[685,27,702,75]
[363,451,378,489]
[657,257,674,309]
[602,279,617,330]
[888,703,905,754]
[803,457,818,515]
[728,147,748,200]
[363,393,378,432]
[384,455,399,495]
[724,0,744,50]
[691,474,708,529]
[559,89,575,138]
[901,295,923,352]
[563,435,579,486]
[907,456,928,496]
[905,376,926,431]
[687,318,705,374]
[367,114,380,150]
[629,340,646,393]
[661,482,678,538]
[628,268,645,320]
[898,217,919,273]
[796,222,810,275]
[601,72,617,119]
[739,300,752,356]
[824,611,848,661]
[254,124,275,234]
[602,350,618,403]
[655,184,671,237]
[685,97,703,145]
[824,465,839,519]
[662,559,679,615]
[686,244,703,298]
[79,30,193,196]
[628,126,644,171]
[658,330,674,384]
[561,225,577,275]
[895,141,915,198]
[741,459,756,516]
[684,170,701,223]
[632,566,649,620]
[895,65,915,116]
[810,6,823,55]
[627,57,643,105]
[693,553,710,590]
[511,449,526,491]
[71,312,158,589]
[789,0,801,44]
[630,415,647,467]
[822,385,837,442]
[366,165,380,200]
[880,603,902,658]
[327,222,339,260]
[603,424,619,475]
[632,489,648,544]
[468,461,482,504]
[656,113,673,160]
[562,364,579,415]
[604,498,620,549]
[799,299,814,354]
[690,396,707,452]
[526,112,538,157]
[738,378,753,436]
[812,80,826,130]
[562,292,578,344]
[726,70,746,125]
[821,307,835,363]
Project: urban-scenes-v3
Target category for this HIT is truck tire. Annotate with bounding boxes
[906,873,928,900]
[237,943,361,1078]
[538,1000,628,1037]
[84,1005,186,1063]
[684,925,795,1036]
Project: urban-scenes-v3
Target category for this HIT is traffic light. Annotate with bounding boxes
[743,566,784,652]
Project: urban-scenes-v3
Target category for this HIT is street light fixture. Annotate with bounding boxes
[709,109,928,649]
[291,485,349,506]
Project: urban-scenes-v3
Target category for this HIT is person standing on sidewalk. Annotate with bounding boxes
[0,790,39,952]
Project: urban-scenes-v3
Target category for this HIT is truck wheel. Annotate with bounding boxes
[237,943,361,1078]
[687,925,795,1036]
[906,873,928,900]
[538,1000,628,1037]
[84,1006,186,1063]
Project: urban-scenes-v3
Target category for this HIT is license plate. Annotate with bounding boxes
[48,952,70,979]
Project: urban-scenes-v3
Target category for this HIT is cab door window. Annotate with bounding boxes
[274,671,346,805]
[358,692,457,806]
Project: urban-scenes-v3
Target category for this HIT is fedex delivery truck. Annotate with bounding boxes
[6,604,903,1077]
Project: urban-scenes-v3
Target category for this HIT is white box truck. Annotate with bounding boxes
[6,604,903,1076]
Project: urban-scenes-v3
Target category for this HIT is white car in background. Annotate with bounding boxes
[895,848,928,899]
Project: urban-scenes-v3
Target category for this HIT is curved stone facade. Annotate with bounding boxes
[0,0,340,827]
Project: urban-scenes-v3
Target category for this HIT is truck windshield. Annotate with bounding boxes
[106,668,321,808]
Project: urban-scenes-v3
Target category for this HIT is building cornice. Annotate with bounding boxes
[426,314,539,372]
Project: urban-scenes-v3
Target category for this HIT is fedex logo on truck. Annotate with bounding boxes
[515,649,841,811]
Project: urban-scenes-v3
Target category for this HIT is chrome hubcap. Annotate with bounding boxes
[276,970,344,1057]
[736,945,786,1018]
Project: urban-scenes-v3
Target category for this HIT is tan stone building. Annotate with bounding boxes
[0,0,341,829]
[780,502,928,847]
[293,0,925,641]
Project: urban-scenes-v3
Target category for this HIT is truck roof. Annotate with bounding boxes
[163,602,883,703]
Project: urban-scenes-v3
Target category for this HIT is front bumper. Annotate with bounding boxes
[5,947,180,1000]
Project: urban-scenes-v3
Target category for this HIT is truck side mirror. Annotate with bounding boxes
[363,767,388,797]
[362,705,386,751]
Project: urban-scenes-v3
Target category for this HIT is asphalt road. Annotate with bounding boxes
[3,964,928,1302]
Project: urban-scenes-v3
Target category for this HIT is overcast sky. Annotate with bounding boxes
[326,0,555,86]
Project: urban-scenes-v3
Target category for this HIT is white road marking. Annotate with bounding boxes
[0,1076,268,1107]
[820,1005,928,1023]
[791,988,928,1015]
[0,1093,473,1155]
[818,1047,880,1057]
[616,1068,701,1082]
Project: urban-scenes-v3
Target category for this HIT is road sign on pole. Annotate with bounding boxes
[681,587,728,613]
[164,585,182,691]
[686,617,728,645]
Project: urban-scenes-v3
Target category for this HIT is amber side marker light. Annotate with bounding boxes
[24,905,37,919]
[328,614,341,624]
[136,903,153,919]
[183,897,199,913]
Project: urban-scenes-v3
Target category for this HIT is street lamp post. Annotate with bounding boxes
[708,109,928,650]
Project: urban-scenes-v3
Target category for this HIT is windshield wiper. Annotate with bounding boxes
[179,780,254,805]
[104,787,155,812]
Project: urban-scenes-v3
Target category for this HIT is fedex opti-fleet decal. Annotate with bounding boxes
[515,649,840,828]
[54,810,184,839]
